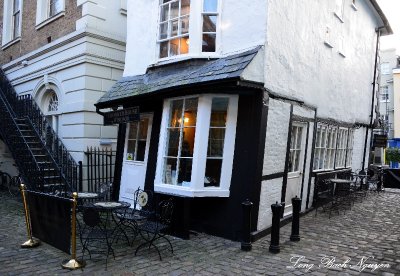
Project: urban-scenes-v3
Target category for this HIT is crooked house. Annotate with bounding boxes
[95,0,392,240]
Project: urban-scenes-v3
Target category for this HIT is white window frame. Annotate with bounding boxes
[335,128,348,168]
[1,0,22,48]
[325,126,337,170]
[35,0,65,29]
[123,115,153,164]
[154,94,238,197]
[288,125,303,173]
[156,0,221,62]
[313,124,328,171]
[346,129,354,167]
[334,0,345,23]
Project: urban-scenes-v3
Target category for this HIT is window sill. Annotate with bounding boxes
[324,41,334,49]
[151,53,221,68]
[1,37,21,50]
[36,12,65,30]
[338,51,346,58]
[351,3,358,11]
[154,183,230,197]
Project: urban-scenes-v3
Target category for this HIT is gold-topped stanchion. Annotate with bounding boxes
[20,184,41,248]
[62,192,85,269]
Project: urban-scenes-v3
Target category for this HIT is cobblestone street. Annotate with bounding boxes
[0,190,399,275]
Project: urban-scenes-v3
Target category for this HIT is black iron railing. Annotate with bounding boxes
[0,69,81,192]
[84,147,116,192]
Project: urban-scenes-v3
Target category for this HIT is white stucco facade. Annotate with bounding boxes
[1,1,127,186]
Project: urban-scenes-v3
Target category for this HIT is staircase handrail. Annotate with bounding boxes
[0,69,79,191]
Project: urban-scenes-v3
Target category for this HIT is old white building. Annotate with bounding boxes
[95,0,391,240]
[0,0,126,189]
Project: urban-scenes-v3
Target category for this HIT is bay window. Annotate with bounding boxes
[155,94,238,197]
[158,0,219,59]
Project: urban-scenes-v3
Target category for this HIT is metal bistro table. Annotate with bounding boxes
[80,201,130,265]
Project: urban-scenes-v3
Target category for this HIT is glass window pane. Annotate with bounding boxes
[181,0,190,15]
[13,0,20,11]
[205,159,222,187]
[160,41,169,58]
[13,13,20,38]
[169,38,180,56]
[138,118,149,140]
[160,3,169,22]
[178,158,192,184]
[182,127,196,157]
[163,158,177,184]
[166,128,180,157]
[171,19,179,37]
[203,0,218,12]
[180,37,189,54]
[169,99,183,127]
[208,128,225,157]
[183,98,198,127]
[136,141,146,161]
[296,128,302,149]
[210,98,228,127]
[159,22,168,39]
[202,34,216,52]
[128,122,138,139]
[180,16,189,34]
[170,0,179,18]
[126,140,136,160]
[203,15,217,32]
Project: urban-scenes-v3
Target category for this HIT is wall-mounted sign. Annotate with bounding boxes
[104,107,140,125]
[373,134,387,148]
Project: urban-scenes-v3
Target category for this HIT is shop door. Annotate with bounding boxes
[119,114,153,204]
[284,123,307,216]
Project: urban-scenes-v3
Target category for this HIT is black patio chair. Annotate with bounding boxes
[77,207,115,267]
[134,198,174,260]
[314,179,335,218]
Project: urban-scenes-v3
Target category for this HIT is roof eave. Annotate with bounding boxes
[369,0,393,35]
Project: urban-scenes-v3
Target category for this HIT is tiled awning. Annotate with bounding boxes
[96,46,264,108]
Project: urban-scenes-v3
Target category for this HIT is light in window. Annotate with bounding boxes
[163,98,198,186]
[158,0,190,58]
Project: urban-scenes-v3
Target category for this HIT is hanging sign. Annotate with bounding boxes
[104,107,140,125]
[373,134,387,148]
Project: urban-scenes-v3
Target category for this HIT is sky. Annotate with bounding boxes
[377,0,400,53]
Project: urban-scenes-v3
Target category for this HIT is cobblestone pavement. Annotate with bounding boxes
[0,189,399,275]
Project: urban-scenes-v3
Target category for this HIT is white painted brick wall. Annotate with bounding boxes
[257,178,283,230]
[262,99,291,175]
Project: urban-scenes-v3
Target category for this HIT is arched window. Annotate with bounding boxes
[47,91,58,112]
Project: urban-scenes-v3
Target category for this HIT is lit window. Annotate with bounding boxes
[202,0,218,52]
[155,94,238,197]
[126,118,150,162]
[158,0,190,58]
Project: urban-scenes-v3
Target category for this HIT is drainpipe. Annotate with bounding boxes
[361,28,382,172]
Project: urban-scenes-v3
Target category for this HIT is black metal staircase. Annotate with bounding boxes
[0,69,81,194]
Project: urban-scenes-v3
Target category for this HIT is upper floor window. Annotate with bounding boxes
[49,0,63,17]
[36,0,65,28]
[158,0,219,59]
[1,0,22,47]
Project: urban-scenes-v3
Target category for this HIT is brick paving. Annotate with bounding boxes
[0,189,400,275]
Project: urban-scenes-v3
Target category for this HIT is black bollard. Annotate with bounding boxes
[241,199,253,251]
[280,202,286,218]
[290,196,302,242]
[269,201,282,253]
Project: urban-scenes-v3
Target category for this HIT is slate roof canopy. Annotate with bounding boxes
[96,46,263,108]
